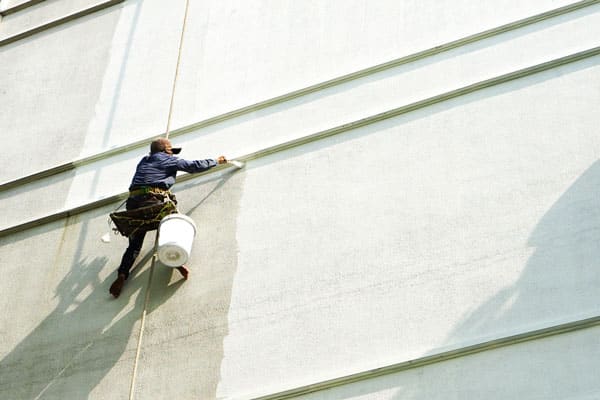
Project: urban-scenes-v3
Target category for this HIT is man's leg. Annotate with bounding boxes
[118,231,146,278]
[110,230,146,298]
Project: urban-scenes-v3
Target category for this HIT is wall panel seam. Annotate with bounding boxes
[239,315,600,400]
[0,0,46,16]
[0,0,125,46]
[1,0,598,190]
[1,45,599,237]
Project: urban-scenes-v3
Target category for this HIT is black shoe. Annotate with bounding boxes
[109,273,127,298]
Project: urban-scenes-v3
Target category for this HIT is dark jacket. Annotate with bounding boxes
[129,152,217,190]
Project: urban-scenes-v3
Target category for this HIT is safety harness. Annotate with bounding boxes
[109,188,178,237]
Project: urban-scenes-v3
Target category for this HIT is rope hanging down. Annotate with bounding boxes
[164,0,191,139]
[128,1,191,400]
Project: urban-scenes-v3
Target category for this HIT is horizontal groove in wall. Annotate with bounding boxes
[0,0,46,16]
[241,315,600,400]
[224,45,600,164]
[0,0,125,46]
[1,0,598,191]
[1,44,599,238]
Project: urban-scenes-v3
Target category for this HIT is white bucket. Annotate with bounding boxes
[157,214,197,267]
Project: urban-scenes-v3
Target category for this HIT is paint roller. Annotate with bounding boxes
[228,159,245,169]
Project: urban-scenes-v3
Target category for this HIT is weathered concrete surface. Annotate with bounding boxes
[2,1,600,399]
[0,3,123,182]
[4,3,600,232]
[294,326,600,400]
[1,0,588,182]
[0,0,185,182]
[0,205,150,399]
[214,59,600,397]
[0,0,102,39]
[170,0,579,127]
[133,169,245,399]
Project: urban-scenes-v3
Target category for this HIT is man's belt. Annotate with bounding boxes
[129,186,172,197]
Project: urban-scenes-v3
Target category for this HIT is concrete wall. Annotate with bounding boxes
[1,1,600,399]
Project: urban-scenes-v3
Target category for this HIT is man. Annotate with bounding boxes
[110,137,227,298]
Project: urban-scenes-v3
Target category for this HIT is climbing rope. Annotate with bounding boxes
[129,1,191,399]
[164,0,191,139]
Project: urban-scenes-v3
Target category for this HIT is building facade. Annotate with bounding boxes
[1,1,600,399]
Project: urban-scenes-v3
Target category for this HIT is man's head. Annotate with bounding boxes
[150,138,181,155]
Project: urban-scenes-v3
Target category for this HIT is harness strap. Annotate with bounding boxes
[129,186,172,197]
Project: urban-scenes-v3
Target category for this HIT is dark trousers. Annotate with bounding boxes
[117,194,163,279]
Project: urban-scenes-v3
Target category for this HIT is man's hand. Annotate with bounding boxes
[217,155,227,164]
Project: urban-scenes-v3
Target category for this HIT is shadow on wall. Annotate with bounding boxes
[441,160,600,343]
[383,161,600,398]
[293,164,600,400]
[0,168,244,399]
[0,217,148,399]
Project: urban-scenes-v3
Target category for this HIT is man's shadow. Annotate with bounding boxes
[0,227,185,400]
[0,168,244,399]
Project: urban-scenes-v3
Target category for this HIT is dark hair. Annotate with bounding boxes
[150,138,171,154]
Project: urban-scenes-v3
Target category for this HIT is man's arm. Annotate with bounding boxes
[175,156,227,173]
